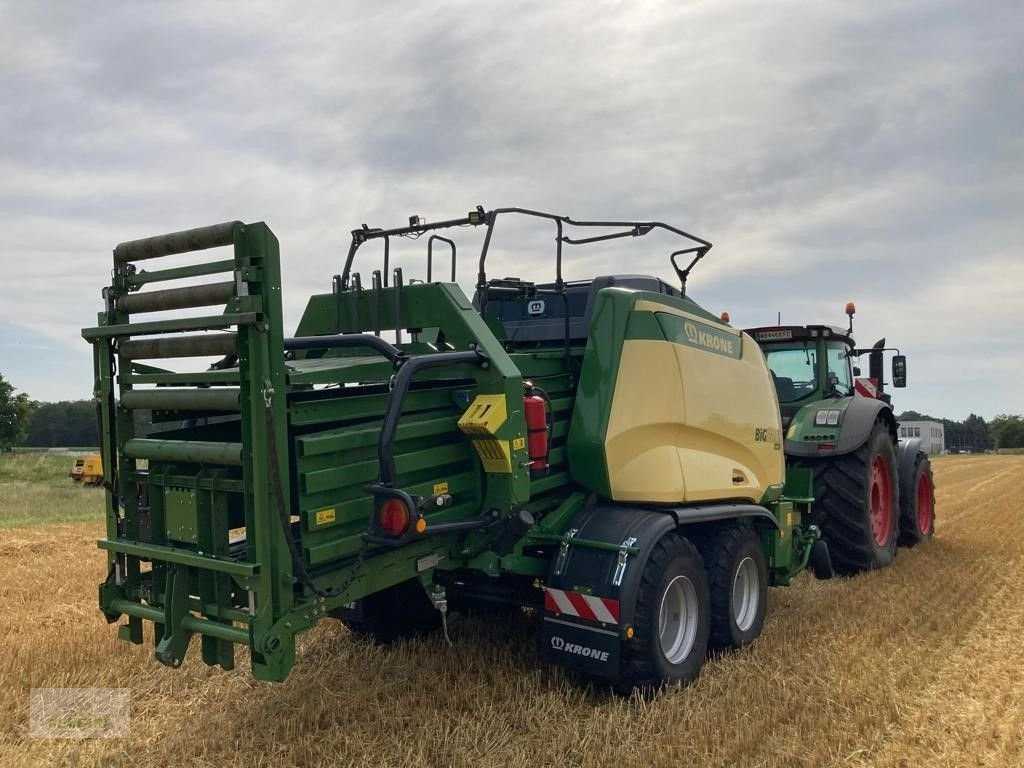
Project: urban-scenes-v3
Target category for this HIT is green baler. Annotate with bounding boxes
[84,207,827,691]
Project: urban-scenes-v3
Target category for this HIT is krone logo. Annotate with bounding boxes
[550,636,565,650]
[683,320,736,356]
[684,321,700,344]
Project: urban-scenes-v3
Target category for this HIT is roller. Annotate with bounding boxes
[120,388,240,411]
[114,221,243,263]
[117,282,235,314]
[120,333,237,360]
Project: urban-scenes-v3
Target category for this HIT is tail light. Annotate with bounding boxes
[379,497,411,536]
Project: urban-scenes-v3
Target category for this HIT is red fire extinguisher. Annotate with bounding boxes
[523,381,551,477]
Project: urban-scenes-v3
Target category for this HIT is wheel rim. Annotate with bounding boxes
[869,455,893,547]
[658,575,699,664]
[732,556,760,632]
[916,473,934,535]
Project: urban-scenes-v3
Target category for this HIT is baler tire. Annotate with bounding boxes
[448,595,521,618]
[615,533,709,694]
[342,578,441,644]
[793,419,899,575]
[898,453,936,546]
[697,524,767,650]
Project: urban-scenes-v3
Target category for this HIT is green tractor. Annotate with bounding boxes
[746,305,935,575]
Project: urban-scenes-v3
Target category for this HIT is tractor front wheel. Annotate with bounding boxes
[795,419,899,575]
[898,452,935,546]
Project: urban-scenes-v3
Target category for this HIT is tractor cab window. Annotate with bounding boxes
[825,343,853,395]
[763,344,818,403]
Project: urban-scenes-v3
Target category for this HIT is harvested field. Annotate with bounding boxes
[2,455,1023,767]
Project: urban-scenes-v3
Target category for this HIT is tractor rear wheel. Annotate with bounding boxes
[697,524,767,650]
[616,533,709,693]
[794,419,899,575]
[898,452,935,546]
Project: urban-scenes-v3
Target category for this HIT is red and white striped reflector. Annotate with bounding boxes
[854,377,878,399]
[544,587,620,625]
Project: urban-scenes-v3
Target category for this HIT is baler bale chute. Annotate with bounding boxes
[84,206,828,692]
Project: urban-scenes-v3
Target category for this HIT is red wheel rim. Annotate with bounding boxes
[916,473,934,535]
[869,455,893,546]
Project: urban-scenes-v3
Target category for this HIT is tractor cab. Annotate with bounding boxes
[747,303,908,428]
[746,325,857,423]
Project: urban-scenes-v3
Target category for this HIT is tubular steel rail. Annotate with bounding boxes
[338,205,713,301]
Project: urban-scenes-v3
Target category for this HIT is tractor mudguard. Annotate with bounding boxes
[541,502,777,679]
[785,395,894,458]
[897,438,925,486]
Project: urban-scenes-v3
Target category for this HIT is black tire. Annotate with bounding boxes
[615,533,710,693]
[696,524,768,650]
[792,419,899,575]
[449,594,521,618]
[335,578,440,644]
[898,452,935,546]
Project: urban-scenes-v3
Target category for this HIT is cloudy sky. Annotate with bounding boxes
[1,0,1021,419]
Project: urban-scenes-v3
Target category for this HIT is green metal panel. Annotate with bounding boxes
[565,288,637,497]
[164,487,199,544]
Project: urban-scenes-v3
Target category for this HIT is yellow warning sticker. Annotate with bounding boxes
[315,508,336,526]
[512,436,526,451]
[432,482,449,495]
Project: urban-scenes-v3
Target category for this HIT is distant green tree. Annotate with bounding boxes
[21,400,99,447]
[963,413,992,450]
[990,415,1024,450]
[896,410,932,421]
[0,373,35,451]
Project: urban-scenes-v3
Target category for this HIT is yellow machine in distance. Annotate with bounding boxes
[69,454,103,485]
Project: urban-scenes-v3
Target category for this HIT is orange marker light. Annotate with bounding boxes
[415,518,427,534]
[625,626,635,639]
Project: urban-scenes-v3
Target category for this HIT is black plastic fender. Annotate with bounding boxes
[543,502,779,634]
[897,438,925,489]
[785,396,895,458]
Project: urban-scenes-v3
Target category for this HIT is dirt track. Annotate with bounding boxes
[2,455,1022,767]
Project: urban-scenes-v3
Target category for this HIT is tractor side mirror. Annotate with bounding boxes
[892,355,907,388]
[853,366,861,377]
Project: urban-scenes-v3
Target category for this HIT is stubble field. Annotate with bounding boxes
[1,454,1022,767]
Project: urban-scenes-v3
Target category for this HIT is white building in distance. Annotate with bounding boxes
[898,420,945,455]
